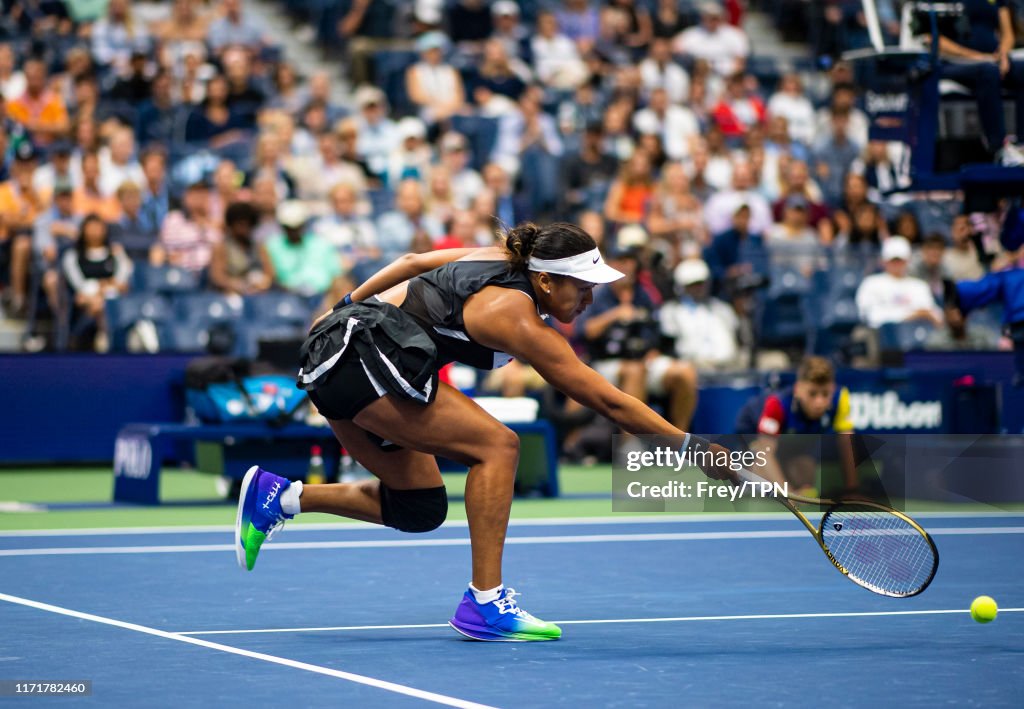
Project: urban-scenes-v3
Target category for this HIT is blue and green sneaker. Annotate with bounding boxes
[449,588,562,641]
[235,465,293,571]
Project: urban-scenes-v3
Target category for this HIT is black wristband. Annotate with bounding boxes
[681,433,711,456]
[332,292,354,311]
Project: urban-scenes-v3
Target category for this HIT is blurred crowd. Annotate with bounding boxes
[0,0,1020,388]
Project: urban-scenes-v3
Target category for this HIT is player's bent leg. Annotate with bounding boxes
[352,383,560,641]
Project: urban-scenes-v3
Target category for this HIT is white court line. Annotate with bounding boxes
[176,608,1024,636]
[0,592,493,709]
[0,526,1021,558]
[1,510,1020,537]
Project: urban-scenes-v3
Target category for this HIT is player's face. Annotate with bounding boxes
[542,276,596,324]
[795,382,835,420]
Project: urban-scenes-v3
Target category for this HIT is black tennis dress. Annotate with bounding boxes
[297,260,536,420]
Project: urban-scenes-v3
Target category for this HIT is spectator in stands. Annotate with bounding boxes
[1,144,46,317]
[376,179,445,262]
[491,1,528,60]
[576,248,699,430]
[209,201,274,296]
[814,83,868,150]
[0,44,25,101]
[704,160,773,236]
[293,130,365,203]
[73,151,121,224]
[634,86,701,161]
[333,117,377,187]
[856,236,943,328]
[269,61,305,117]
[890,210,922,246]
[155,180,222,274]
[386,117,432,186]
[61,214,132,351]
[99,127,144,197]
[406,32,465,126]
[559,121,618,217]
[139,148,169,236]
[424,165,458,226]
[704,203,766,296]
[352,85,396,181]
[33,140,74,196]
[604,150,654,227]
[438,131,484,208]
[469,39,529,114]
[172,42,211,105]
[266,200,341,297]
[813,109,863,206]
[434,209,478,250]
[610,0,653,55]
[33,180,80,317]
[7,58,69,147]
[108,181,156,264]
[313,182,379,267]
[639,37,689,106]
[712,72,766,140]
[151,0,210,59]
[493,86,564,218]
[531,11,587,90]
[836,202,886,248]
[850,140,911,203]
[772,159,828,226]
[91,0,150,77]
[673,1,749,77]
[767,73,815,147]
[222,47,266,129]
[661,258,742,370]
[184,74,243,146]
[207,0,268,57]
[245,131,296,200]
[557,0,601,48]
[647,161,706,246]
[135,70,183,147]
[108,49,155,106]
[652,0,690,40]
[248,174,281,243]
[945,214,987,281]
[929,0,1024,161]
[767,194,819,247]
[911,233,953,301]
[482,160,530,226]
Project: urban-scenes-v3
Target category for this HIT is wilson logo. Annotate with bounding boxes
[848,392,942,430]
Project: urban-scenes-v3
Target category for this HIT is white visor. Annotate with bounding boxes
[527,248,625,284]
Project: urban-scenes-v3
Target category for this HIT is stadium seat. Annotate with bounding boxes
[244,293,314,327]
[135,264,202,294]
[173,293,245,323]
[105,294,174,352]
[877,321,938,352]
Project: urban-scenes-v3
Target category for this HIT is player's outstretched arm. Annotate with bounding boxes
[351,248,485,302]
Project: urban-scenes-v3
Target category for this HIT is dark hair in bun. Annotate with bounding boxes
[504,221,596,274]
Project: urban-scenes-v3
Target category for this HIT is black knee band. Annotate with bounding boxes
[379,484,448,533]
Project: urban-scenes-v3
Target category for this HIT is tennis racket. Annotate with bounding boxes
[733,468,939,597]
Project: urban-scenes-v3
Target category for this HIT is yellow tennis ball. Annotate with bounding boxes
[970,596,998,623]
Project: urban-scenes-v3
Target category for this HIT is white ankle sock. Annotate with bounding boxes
[469,583,503,604]
[280,481,303,515]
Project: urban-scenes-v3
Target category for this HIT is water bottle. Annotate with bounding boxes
[307,445,326,485]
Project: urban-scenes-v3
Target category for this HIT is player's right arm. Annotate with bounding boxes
[350,248,485,302]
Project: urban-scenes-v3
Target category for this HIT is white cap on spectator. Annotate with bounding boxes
[674,259,711,287]
[354,85,386,108]
[698,1,725,17]
[415,31,449,53]
[492,1,520,17]
[634,112,660,136]
[277,200,309,229]
[617,224,649,249]
[397,116,428,142]
[415,0,443,25]
[881,236,912,262]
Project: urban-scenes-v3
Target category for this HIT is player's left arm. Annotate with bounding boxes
[350,248,483,302]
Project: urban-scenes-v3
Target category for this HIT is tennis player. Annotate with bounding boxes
[236,222,730,641]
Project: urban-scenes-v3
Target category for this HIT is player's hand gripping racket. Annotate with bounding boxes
[732,468,939,597]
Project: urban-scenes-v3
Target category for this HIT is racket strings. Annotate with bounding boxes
[820,507,937,597]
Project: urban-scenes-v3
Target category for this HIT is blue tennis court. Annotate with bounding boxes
[1,513,1021,707]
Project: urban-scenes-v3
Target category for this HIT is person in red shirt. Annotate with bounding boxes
[434,210,477,250]
[712,72,766,139]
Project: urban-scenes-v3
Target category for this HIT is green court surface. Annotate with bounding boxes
[1,464,1020,531]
